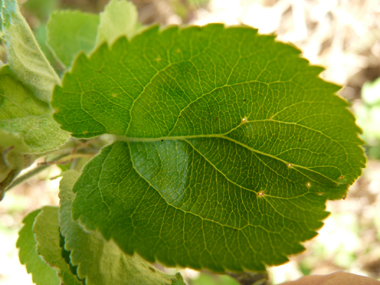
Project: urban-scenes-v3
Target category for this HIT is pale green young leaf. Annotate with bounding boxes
[59,170,185,285]
[95,0,138,48]
[0,66,69,199]
[16,209,61,285]
[47,11,100,67]
[0,0,69,200]
[0,67,69,153]
[1,0,60,103]
[53,25,365,272]
[33,206,83,285]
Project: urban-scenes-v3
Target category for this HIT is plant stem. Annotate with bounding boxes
[5,152,68,192]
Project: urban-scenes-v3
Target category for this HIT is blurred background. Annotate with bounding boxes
[1,0,380,284]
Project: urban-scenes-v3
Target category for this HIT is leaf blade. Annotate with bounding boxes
[47,10,100,67]
[1,0,60,102]
[33,206,83,285]
[0,66,70,198]
[53,24,365,272]
[95,0,138,48]
[16,209,61,285]
[72,141,332,272]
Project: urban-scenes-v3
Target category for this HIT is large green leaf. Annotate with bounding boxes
[17,209,61,285]
[47,11,100,67]
[52,25,365,272]
[33,206,83,285]
[1,0,60,103]
[59,170,185,285]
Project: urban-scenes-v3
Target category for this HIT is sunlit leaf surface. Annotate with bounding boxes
[53,24,365,272]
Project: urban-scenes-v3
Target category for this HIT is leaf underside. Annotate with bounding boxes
[52,24,365,272]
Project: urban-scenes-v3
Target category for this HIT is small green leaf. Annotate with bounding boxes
[59,170,185,285]
[53,25,365,272]
[1,0,60,103]
[47,10,100,67]
[33,206,83,285]
[95,0,138,48]
[16,209,61,285]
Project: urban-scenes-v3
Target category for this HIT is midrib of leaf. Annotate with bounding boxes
[110,72,349,186]
[76,70,349,153]
[84,66,348,150]
[115,118,344,187]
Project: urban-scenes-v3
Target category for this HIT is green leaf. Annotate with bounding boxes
[59,170,185,285]
[1,0,60,103]
[47,10,100,67]
[33,206,83,285]
[17,209,61,285]
[52,25,365,272]
[0,66,69,198]
[0,66,69,153]
[22,0,58,22]
[0,1,69,189]
[95,0,138,48]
